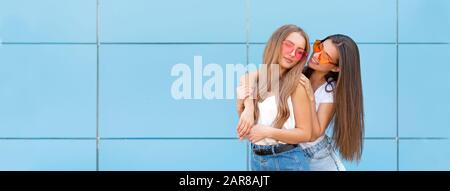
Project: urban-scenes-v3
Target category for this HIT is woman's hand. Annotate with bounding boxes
[236,82,252,100]
[247,124,273,143]
[237,107,254,140]
[299,74,315,102]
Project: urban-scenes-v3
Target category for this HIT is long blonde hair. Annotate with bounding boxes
[252,24,310,129]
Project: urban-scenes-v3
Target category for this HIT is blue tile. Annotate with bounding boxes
[399,44,450,137]
[99,139,247,170]
[251,0,396,43]
[249,44,397,137]
[0,45,96,137]
[99,44,246,137]
[0,140,96,170]
[100,0,246,42]
[359,45,397,137]
[248,44,264,66]
[0,0,96,42]
[344,139,397,171]
[400,139,450,170]
[399,0,450,43]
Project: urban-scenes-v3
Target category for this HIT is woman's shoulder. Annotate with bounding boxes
[316,81,335,103]
[293,81,308,98]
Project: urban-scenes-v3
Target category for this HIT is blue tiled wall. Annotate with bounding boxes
[0,0,449,170]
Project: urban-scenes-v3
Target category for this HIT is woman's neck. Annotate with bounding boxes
[279,67,287,77]
[310,71,327,92]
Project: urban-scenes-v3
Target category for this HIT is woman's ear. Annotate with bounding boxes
[331,66,341,73]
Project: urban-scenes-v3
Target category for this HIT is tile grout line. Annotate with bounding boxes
[1,42,448,45]
[1,42,96,44]
[96,0,100,172]
[0,138,96,140]
[0,137,446,140]
[396,0,400,171]
[100,137,242,140]
[245,0,251,172]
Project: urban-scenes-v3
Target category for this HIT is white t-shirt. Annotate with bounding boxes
[299,81,335,148]
[253,81,335,146]
[254,95,296,145]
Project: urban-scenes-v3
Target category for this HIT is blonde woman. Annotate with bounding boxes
[236,24,313,171]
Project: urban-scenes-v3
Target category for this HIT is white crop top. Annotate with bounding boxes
[254,95,295,145]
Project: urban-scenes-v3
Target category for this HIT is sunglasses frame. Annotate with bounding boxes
[313,40,338,66]
[282,40,306,61]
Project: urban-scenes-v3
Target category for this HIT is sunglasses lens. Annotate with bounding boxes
[282,41,293,53]
[283,40,305,61]
[283,41,294,48]
[295,52,303,60]
[319,55,328,64]
[313,41,321,52]
[318,52,336,65]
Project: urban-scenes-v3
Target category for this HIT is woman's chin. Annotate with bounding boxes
[279,63,290,70]
[307,61,318,70]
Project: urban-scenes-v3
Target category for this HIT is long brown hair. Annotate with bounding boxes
[305,34,365,161]
[252,24,310,129]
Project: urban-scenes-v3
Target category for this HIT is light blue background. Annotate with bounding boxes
[0,0,449,171]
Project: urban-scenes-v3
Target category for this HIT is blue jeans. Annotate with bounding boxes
[251,144,309,171]
[302,136,346,171]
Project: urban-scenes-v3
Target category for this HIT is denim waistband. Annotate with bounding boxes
[302,136,331,156]
[251,143,298,155]
[252,143,293,149]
